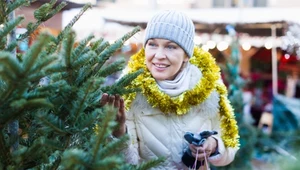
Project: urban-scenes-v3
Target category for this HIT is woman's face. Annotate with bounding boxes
[145,38,189,81]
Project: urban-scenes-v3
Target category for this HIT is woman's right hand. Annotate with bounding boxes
[99,93,126,137]
[189,136,217,161]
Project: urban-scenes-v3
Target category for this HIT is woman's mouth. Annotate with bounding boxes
[154,63,169,68]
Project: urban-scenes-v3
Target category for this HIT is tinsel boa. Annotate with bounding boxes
[123,47,239,148]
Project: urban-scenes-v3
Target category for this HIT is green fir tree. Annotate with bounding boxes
[215,25,300,170]
[213,25,257,170]
[0,1,164,169]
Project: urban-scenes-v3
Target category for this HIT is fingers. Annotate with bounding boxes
[189,144,212,161]
[99,93,122,108]
[118,98,126,123]
[114,95,120,108]
[99,93,109,106]
[202,136,217,156]
[119,97,124,112]
[99,93,126,124]
[189,144,198,153]
[191,152,206,159]
[108,95,115,105]
[191,149,211,160]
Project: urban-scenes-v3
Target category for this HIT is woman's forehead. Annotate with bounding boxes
[148,38,177,44]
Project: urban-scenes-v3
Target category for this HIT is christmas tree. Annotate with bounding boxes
[0,1,163,169]
[214,25,257,170]
[215,25,300,170]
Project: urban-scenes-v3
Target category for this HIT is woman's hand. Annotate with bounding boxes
[189,136,218,161]
[99,93,126,138]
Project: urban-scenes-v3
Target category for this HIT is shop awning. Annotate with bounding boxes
[100,7,300,37]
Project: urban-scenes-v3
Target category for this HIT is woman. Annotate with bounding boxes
[100,10,240,170]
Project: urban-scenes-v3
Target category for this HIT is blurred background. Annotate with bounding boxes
[15,0,300,169]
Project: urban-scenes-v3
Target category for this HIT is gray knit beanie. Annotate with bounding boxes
[144,10,195,58]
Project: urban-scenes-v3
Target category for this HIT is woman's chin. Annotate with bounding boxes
[153,77,165,81]
[151,71,176,81]
[152,75,175,81]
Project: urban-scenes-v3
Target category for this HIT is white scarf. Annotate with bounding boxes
[156,62,192,97]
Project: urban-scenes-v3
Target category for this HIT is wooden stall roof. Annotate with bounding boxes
[100,7,300,37]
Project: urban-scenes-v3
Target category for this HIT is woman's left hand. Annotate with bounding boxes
[99,93,126,137]
[189,136,218,161]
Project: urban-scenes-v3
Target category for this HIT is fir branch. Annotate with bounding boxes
[28,54,58,75]
[72,79,95,123]
[25,90,50,100]
[18,21,40,41]
[26,70,49,83]
[37,79,66,92]
[100,86,142,97]
[44,64,67,75]
[40,0,67,22]
[95,26,141,73]
[134,157,166,170]
[0,38,7,51]
[22,33,51,75]
[74,67,90,86]
[36,113,68,135]
[76,110,99,130]
[15,137,61,169]
[0,131,12,168]
[92,107,118,163]
[77,41,110,86]
[1,98,52,125]
[41,150,62,170]
[61,149,92,169]
[10,98,52,110]
[5,40,17,52]
[33,2,51,20]
[95,40,109,55]
[50,72,66,83]
[97,58,125,77]
[6,0,30,15]
[71,34,94,59]
[62,31,75,70]
[101,68,143,95]
[76,69,105,91]
[33,0,66,22]
[37,80,72,109]
[81,47,92,57]
[91,38,104,52]
[0,1,6,25]
[44,36,59,54]
[0,51,22,79]
[0,70,16,102]
[0,15,24,41]
[73,51,96,69]
[57,3,92,43]
[92,156,124,169]
[17,1,66,41]
[98,135,129,158]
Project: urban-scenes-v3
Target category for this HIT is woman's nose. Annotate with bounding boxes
[154,49,166,59]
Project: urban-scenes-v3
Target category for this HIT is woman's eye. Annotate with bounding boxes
[166,45,176,49]
[148,42,157,47]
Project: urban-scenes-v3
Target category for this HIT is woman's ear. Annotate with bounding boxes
[181,57,189,70]
[184,55,189,62]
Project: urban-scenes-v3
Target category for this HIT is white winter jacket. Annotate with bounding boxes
[121,59,239,170]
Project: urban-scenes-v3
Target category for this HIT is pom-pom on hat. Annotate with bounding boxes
[144,10,195,58]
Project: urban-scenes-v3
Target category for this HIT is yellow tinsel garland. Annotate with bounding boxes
[123,47,239,148]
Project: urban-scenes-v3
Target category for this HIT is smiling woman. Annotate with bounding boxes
[100,10,240,170]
